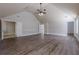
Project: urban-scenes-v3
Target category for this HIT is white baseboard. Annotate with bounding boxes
[16,32,67,37]
[17,32,40,37]
[46,33,67,36]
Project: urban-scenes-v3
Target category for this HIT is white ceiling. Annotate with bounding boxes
[0,3,79,18]
[52,3,79,15]
[0,3,48,18]
[0,3,28,18]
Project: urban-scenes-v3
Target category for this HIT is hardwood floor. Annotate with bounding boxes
[0,34,79,55]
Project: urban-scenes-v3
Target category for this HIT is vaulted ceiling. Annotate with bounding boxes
[0,3,79,18]
[52,3,79,15]
[0,3,48,18]
[0,3,28,18]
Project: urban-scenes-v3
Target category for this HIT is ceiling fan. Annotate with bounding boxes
[36,3,47,16]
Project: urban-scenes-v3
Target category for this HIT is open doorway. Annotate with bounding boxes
[67,21,74,36]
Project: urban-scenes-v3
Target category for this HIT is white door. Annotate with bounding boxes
[16,22,22,37]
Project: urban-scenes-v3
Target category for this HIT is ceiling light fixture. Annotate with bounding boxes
[36,3,46,16]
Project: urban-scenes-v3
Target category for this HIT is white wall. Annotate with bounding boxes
[74,17,78,34]
[1,11,40,37]
[35,4,76,36]
[35,4,73,36]
[74,16,79,40]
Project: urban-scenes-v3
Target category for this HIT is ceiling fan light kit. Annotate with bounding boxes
[36,3,47,16]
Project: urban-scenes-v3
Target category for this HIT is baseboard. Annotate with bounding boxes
[46,33,67,36]
[17,32,40,37]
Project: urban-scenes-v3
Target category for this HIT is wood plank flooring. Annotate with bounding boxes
[0,34,79,55]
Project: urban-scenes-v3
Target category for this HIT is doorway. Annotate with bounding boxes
[3,21,16,39]
[67,21,74,35]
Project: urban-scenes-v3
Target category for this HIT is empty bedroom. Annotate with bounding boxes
[0,3,79,55]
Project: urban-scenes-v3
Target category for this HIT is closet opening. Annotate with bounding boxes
[3,21,16,39]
